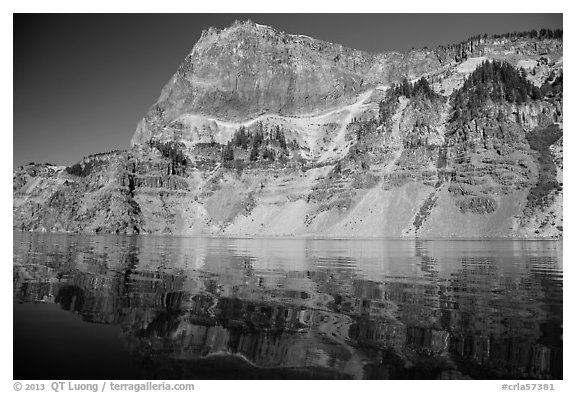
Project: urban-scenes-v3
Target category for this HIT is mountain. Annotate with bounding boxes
[131,21,446,147]
[13,21,563,238]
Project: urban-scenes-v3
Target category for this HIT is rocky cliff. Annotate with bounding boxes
[131,21,448,146]
[14,21,563,238]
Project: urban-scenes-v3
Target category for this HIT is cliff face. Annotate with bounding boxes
[14,22,563,238]
[131,20,446,146]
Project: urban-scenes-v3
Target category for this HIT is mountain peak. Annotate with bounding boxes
[14,23,563,239]
[198,19,279,42]
[133,23,562,150]
[194,19,340,56]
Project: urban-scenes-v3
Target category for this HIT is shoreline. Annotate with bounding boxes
[12,229,563,241]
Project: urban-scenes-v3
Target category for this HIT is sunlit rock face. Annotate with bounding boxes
[131,20,448,146]
[14,22,563,238]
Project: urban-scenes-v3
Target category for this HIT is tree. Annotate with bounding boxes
[249,145,259,161]
[333,161,342,175]
[553,29,562,39]
[401,78,412,97]
[278,131,287,150]
[221,143,234,164]
[531,86,542,100]
[262,147,275,161]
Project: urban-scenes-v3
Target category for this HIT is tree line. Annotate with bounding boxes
[222,123,297,165]
[491,29,562,40]
[147,139,188,173]
[433,29,562,63]
[451,60,547,122]
[379,77,441,125]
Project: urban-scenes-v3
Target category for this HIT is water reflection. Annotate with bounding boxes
[13,233,562,379]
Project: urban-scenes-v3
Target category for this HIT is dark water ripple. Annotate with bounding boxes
[13,233,562,380]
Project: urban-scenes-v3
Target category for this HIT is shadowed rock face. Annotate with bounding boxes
[131,20,444,145]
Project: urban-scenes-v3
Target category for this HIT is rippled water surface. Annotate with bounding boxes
[13,232,562,379]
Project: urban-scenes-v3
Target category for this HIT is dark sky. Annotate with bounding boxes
[13,14,563,167]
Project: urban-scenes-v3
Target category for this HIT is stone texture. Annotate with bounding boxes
[13,22,563,238]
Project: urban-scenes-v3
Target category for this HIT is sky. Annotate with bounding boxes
[13,13,563,167]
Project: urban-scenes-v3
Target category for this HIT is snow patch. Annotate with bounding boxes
[517,59,538,69]
[317,89,374,163]
[456,57,489,73]
[289,33,314,40]
[49,165,66,172]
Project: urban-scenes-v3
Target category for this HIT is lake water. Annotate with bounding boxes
[13,232,562,380]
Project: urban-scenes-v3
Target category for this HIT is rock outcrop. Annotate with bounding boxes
[131,20,453,146]
[14,21,563,238]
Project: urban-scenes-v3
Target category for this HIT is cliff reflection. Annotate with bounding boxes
[13,233,562,379]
